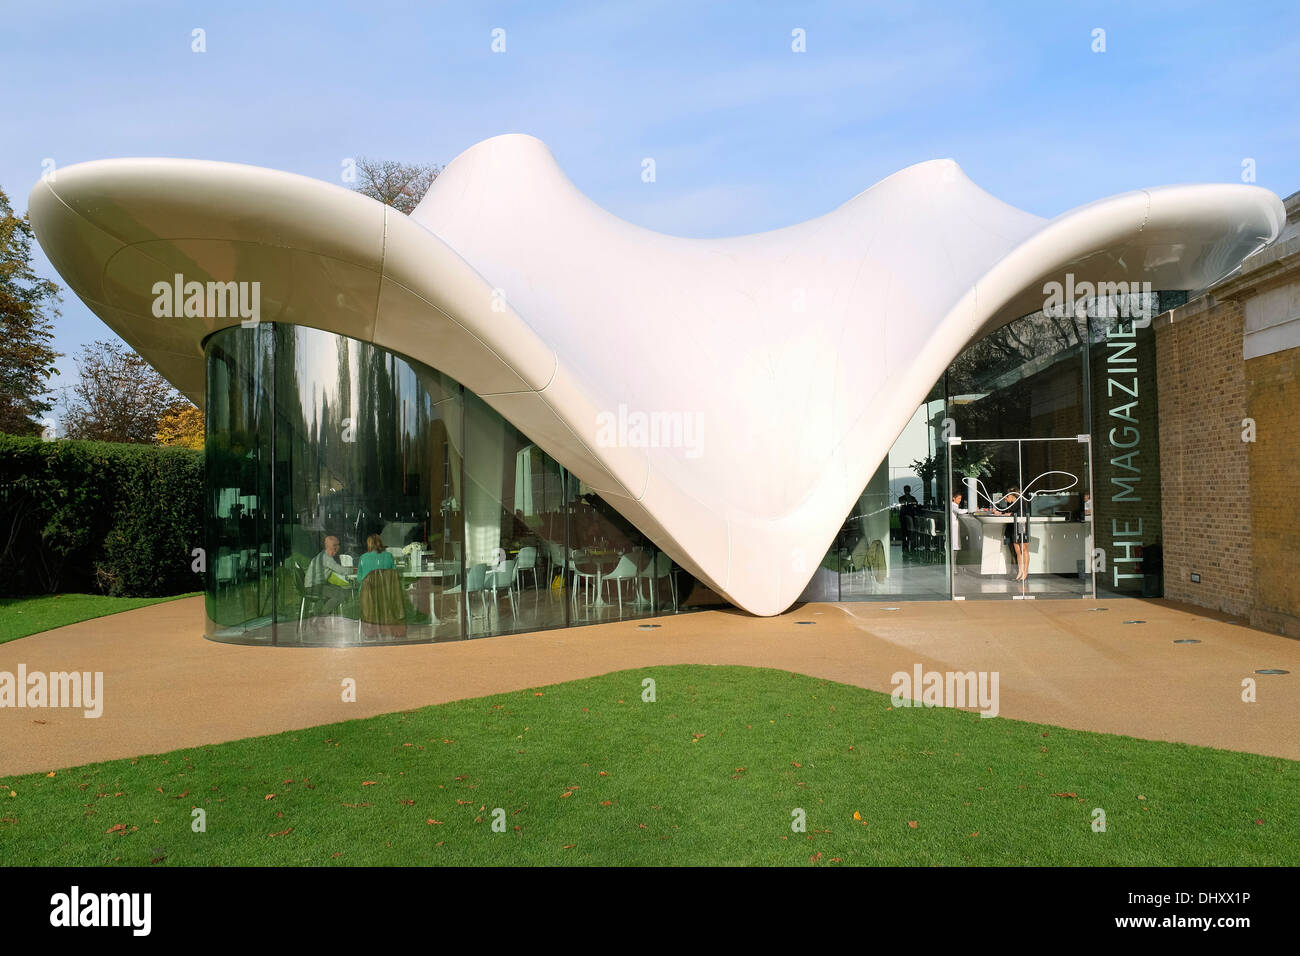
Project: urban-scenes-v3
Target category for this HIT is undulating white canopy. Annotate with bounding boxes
[29,134,1286,614]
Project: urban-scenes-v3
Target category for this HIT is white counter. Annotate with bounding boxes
[955,513,1091,576]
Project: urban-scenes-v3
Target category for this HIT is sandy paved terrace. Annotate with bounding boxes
[2,596,1297,776]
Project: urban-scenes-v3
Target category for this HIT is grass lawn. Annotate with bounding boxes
[2,664,1295,866]
[0,593,200,644]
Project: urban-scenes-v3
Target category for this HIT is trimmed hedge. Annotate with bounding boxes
[0,433,202,597]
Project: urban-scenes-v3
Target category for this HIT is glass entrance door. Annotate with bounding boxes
[947,436,1094,599]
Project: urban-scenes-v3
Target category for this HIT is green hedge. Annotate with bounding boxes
[0,433,202,597]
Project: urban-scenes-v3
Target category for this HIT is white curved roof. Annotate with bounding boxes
[28,134,1286,615]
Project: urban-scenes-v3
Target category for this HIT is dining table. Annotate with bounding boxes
[572,550,620,608]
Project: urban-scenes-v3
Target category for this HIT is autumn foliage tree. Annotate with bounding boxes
[155,401,204,449]
[61,340,183,444]
[0,187,61,436]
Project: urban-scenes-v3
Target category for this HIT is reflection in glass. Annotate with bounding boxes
[204,324,705,645]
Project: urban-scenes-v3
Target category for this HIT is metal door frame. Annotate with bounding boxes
[946,435,1095,599]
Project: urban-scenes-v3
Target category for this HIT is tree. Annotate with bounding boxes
[61,340,181,444]
[156,401,205,449]
[0,187,61,436]
[349,158,442,215]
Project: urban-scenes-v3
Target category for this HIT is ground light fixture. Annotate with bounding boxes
[796,620,816,625]
[1173,639,1202,644]
[636,624,662,630]
[1254,668,1290,675]
[1124,620,1146,624]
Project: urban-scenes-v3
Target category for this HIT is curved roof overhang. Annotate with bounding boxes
[29,134,1286,615]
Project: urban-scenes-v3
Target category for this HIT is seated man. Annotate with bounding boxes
[304,534,352,615]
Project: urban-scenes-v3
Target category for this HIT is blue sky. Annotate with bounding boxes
[3,0,1298,393]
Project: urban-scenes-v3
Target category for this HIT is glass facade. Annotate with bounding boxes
[204,293,1170,637]
[803,292,1171,602]
[204,324,710,645]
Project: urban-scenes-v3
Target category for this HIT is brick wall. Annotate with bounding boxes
[1246,345,1300,636]
[1154,296,1255,615]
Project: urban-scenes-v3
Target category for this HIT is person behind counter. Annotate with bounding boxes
[950,491,967,553]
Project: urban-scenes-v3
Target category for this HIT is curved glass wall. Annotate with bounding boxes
[204,324,712,645]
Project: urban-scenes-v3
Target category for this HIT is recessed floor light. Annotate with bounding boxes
[880,606,900,611]
[1124,620,1145,624]
[1254,668,1290,675]
[637,624,661,630]
[1173,639,1201,644]
[1087,607,1110,612]
[796,620,816,625]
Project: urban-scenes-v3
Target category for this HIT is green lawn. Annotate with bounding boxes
[0,592,200,644]
[2,665,1294,866]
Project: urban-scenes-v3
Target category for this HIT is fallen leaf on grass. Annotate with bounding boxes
[269,827,293,837]
[1051,792,1077,798]
[265,794,276,800]
[361,781,377,786]
[852,811,861,821]
[427,819,444,825]
[810,851,822,862]
[907,821,918,829]
[105,823,127,834]
[562,844,576,850]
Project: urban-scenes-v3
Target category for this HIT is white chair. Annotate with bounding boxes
[569,553,597,614]
[515,546,539,590]
[445,563,488,630]
[546,541,566,587]
[485,558,518,620]
[637,551,679,609]
[215,553,239,597]
[602,553,640,613]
